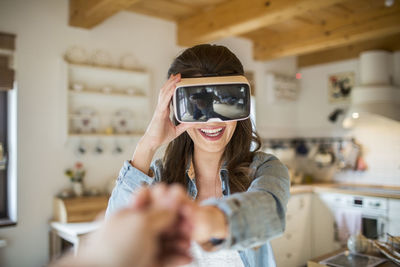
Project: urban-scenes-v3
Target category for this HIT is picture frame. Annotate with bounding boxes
[328,72,354,103]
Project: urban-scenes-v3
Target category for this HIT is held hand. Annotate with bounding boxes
[129,184,194,267]
[56,184,194,267]
[142,73,191,150]
[189,205,229,251]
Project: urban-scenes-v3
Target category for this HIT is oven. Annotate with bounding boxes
[355,197,388,240]
[321,193,388,241]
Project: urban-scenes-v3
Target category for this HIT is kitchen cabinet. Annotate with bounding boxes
[388,199,400,236]
[311,193,340,258]
[270,193,312,267]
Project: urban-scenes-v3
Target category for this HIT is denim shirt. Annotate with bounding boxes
[106,151,290,267]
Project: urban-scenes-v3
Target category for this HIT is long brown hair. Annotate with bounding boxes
[162,44,262,193]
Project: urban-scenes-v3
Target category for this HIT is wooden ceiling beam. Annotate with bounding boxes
[128,0,196,21]
[69,0,142,29]
[177,0,348,47]
[298,33,400,68]
[246,1,400,44]
[253,13,400,60]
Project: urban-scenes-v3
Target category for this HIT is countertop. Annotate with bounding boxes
[290,183,400,199]
[307,249,398,267]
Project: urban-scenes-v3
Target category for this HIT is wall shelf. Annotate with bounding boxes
[68,132,145,138]
[68,89,147,99]
[65,61,146,74]
[64,60,151,139]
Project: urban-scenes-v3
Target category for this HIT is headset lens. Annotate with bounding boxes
[174,84,250,122]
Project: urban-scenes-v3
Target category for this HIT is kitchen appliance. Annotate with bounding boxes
[320,193,388,242]
[343,50,400,128]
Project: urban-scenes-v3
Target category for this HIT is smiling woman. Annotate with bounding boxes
[106,44,290,267]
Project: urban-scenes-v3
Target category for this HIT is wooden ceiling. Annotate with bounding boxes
[69,0,400,66]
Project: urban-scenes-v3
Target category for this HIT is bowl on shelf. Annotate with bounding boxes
[65,46,88,64]
[111,109,135,134]
[91,50,112,67]
[125,87,136,95]
[71,83,85,91]
[101,86,113,94]
[71,107,99,134]
[119,54,138,70]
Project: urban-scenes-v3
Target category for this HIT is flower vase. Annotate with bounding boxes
[72,181,84,197]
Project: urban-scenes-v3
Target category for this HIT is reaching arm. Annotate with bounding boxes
[201,152,290,250]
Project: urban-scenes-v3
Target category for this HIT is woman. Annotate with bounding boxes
[106,44,290,267]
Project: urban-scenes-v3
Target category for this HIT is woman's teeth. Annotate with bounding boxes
[200,127,223,137]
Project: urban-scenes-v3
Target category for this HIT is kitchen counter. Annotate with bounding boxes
[291,183,400,199]
[307,249,397,267]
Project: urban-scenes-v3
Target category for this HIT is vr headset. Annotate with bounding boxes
[173,75,251,123]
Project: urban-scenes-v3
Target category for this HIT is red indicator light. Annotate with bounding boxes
[296,73,302,79]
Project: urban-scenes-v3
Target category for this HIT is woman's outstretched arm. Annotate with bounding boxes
[198,152,290,250]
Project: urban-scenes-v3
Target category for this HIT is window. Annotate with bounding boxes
[0,88,17,227]
[0,91,9,222]
[0,32,16,226]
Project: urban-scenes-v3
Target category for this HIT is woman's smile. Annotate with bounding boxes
[186,121,237,153]
[198,126,226,141]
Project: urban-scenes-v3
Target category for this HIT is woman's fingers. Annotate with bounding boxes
[147,210,178,234]
[158,74,181,111]
[161,73,180,93]
[161,250,193,267]
[130,187,152,211]
[161,235,191,251]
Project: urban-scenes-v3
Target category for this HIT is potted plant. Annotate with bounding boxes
[65,162,86,197]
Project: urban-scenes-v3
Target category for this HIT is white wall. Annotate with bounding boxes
[298,58,400,185]
[297,59,358,136]
[334,120,400,185]
[0,0,264,266]
[256,51,400,186]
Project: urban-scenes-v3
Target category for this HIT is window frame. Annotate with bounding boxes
[0,32,17,227]
[0,90,16,227]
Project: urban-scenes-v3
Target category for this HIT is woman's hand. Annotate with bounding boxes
[143,73,191,149]
[189,205,229,251]
[131,74,192,175]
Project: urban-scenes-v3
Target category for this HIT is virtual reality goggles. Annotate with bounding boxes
[173,75,251,123]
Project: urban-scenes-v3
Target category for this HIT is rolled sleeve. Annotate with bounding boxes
[105,160,158,218]
[202,153,290,250]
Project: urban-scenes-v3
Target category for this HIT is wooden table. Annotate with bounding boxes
[308,248,398,267]
[49,221,101,260]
